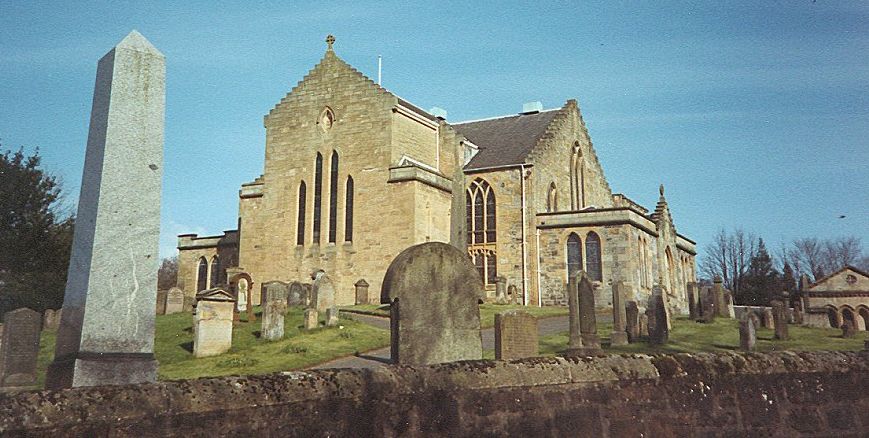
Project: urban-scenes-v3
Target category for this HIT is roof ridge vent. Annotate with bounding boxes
[521,101,543,114]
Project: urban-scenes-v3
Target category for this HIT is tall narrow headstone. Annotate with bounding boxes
[566,272,582,350]
[610,281,628,346]
[724,290,736,318]
[46,31,164,390]
[494,276,508,304]
[381,242,483,365]
[793,300,804,325]
[566,272,602,356]
[0,309,42,390]
[155,290,168,315]
[686,282,699,320]
[699,286,716,323]
[771,298,789,341]
[761,308,775,329]
[648,294,669,345]
[739,316,756,351]
[262,283,288,341]
[625,301,640,343]
[494,311,538,360]
[712,276,728,317]
[311,273,336,313]
[354,279,369,305]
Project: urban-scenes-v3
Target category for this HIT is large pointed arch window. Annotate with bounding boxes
[328,151,339,243]
[313,152,323,244]
[585,231,602,281]
[345,175,354,242]
[296,181,307,245]
[466,178,497,287]
[567,233,582,279]
[209,256,221,288]
[196,257,208,292]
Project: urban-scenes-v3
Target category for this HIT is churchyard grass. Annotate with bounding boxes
[34,306,390,384]
[341,303,569,328]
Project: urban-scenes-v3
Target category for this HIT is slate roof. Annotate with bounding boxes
[454,109,560,170]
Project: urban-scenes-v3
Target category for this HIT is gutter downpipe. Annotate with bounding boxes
[520,164,528,306]
[536,228,542,307]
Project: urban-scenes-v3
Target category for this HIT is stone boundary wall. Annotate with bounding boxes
[0,351,866,436]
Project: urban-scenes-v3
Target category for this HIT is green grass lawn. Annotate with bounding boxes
[36,306,390,384]
[342,303,569,328]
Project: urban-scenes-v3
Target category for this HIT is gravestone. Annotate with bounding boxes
[699,286,716,323]
[183,295,195,313]
[326,306,340,327]
[686,282,699,320]
[761,308,775,330]
[724,290,736,318]
[302,284,313,307]
[288,282,304,307]
[381,242,483,365]
[841,322,856,338]
[566,272,602,356]
[494,311,538,360]
[652,285,672,330]
[304,308,319,330]
[648,294,669,345]
[739,316,756,351]
[155,290,168,315]
[639,314,649,337]
[771,299,789,341]
[0,308,42,390]
[193,289,235,357]
[712,276,728,317]
[748,312,761,330]
[610,281,628,346]
[625,301,640,343]
[494,276,508,304]
[793,301,804,325]
[165,287,184,315]
[507,285,519,305]
[42,309,62,331]
[46,31,164,390]
[566,272,582,350]
[311,273,336,313]
[354,279,369,305]
[261,282,289,341]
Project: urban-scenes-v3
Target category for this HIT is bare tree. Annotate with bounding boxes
[823,236,863,272]
[788,238,827,281]
[699,228,758,296]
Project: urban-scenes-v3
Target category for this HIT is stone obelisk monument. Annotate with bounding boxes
[46,31,164,389]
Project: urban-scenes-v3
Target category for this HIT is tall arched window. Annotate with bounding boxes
[296,181,307,245]
[571,144,584,209]
[209,256,220,288]
[466,179,497,287]
[547,182,557,212]
[328,151,339,243]
[585,231,602,281]
[566,233,582,279]
[313,152,324,244]
[196,257,208,292]
[345,175,354,242]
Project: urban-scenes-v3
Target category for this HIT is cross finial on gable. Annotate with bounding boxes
[326,34,335,50]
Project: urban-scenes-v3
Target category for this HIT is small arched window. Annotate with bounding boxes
[547,182,557,212]
[585,231,602,281]
[313,152,323,244]
[566,233,582,279]
[328,151,340,243]
[196,257,208,292]
[209,256,220,288]
[345,175,354,242]
[296,181,307,245]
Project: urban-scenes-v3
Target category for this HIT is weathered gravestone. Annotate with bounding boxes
[713,276,728,318]
[193,289,235,357]
[494,311,538,360]
[625,301,640,343]
[507,285,519,305]
[566,272,602,356]
[262,282,289,341]
[354,279,369,305]
[648,294,669,345]
[42,309,62,331]
[381,242,483,365]
[302,284,313,307]
[155,290,168,315]
[311,272,336,313]
[288,282,304,307]
[739,316,756,351]
[761,308,775,330]
[686,282,699,320]
[610,281,629,346]
[792,300,804,325]
[841,321,856,338]
[639,314,649,337]
[566,272,582,350]
[699,286,716,323]
[303,308,319,330]
[165,287,184,315]
[326,306,340,327]
[494,276,508,304]
[724,290,736,318]
[771,299,789,341]
[0,308,42,390]
[46,31,164,390]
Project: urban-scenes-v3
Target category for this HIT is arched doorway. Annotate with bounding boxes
[841,307,856,330]
[857,307,869,331]
[826,306,840,328]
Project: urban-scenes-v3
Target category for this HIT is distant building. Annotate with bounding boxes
[176,36,697,310]
[802,266,869,330]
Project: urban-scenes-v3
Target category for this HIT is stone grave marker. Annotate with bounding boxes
[312,273,336,313]
[771,299,789,341]
[302,284,313,307]
[841,322,856,338]
[724,290,736,318]
[761,308,775,330]
[566,272,582,350]
[494,276,508,304]
[507,285,519,305]
[155,290,168,315]
[625,301,640,343]
[739,316,756,351]
[699,286,716,323]
[793,301,804,325]
[687,282,699,320]
[46,31,164,390]
[648,294,669,345]
[494,311,538,360]
[304,308,319,330]
[354,279,369,305]
[610,281,628,346]
[566,272,602,356]
[193,289,236,357]
[165,287,184,315]
[326,306,340,327]
[288,282,304,307]
[0,308,42,390]
[712,276,728,317]
[639,314,649,337]
[262,282,289,341]
[381,242,483,365]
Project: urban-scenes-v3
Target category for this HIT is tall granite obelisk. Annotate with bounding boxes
[46,31,164,389]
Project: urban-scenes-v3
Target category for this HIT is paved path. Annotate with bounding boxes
[310,312,610,370]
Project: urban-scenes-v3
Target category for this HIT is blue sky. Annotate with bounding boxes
[1,1,867,259]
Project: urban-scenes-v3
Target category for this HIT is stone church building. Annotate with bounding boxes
[176,36,697,310]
